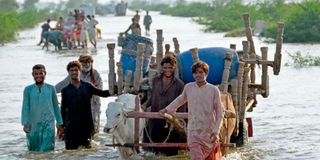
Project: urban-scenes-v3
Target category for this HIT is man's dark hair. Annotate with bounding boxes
[191,61,209,75]
[161,55,176,67]
[66,61,82,71]
[32,64,46,71]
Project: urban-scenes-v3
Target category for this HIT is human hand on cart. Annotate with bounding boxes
[210,132,219,144]
[159,108,167,116]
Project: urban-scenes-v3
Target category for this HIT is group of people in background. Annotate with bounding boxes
[39,9,153,51]
[124,10,152,36]
[38,9,100,51]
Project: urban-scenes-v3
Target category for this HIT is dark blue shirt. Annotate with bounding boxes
[61,81,110,147]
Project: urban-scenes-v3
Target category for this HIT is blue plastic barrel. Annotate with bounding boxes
[120,34,153,82]
[120,52,150,80]
[177,47,239,85]
[123,34,153,54]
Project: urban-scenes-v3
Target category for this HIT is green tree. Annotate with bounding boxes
[284,0,320,42]
[210,0,242,8]
[0,0,18,12]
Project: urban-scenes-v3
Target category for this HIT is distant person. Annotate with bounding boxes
[55,17,64,31]
[160,61,223,160]
[61,61,111,150]
[38,19,52,46]
[63,12,76,47]
[74,22,82,47]
[133,10,140,23]
[164,44,176,57]
[87,15,97,49]
[21,64,64,152]
[80,16,89,49]
[56,55,103,135]
[143,10,152,35]
[92,15,99,27]
[74,9,81,22]
[124,18,141,36]
[92,15,101,39]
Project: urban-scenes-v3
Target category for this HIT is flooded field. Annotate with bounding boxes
[0,11,319,160]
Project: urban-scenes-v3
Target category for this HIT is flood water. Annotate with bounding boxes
[0,11,319,160]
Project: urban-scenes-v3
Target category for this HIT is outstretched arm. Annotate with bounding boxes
[91,84,111,97]
[124,24,132,34]
[160,86,187,114]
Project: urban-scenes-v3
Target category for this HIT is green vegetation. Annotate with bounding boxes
[0,0,18,12]
[285,51,320,67]
[0,9,66,44]
[0,0,68,44]
[130,0,320,43]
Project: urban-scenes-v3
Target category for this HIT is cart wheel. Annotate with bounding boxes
[236,121,248,146]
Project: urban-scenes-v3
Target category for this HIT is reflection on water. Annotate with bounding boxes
[0,11,320,159]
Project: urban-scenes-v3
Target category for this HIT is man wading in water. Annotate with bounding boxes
[21,64,64,152]
[160,61,223,160]
[60,61,111,149]
[56,55,103,136]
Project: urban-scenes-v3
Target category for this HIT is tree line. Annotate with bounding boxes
[129,0,320,43]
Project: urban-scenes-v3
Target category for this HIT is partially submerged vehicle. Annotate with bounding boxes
[105,13,284,157]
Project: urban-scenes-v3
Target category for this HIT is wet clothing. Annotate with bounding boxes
[61,81,110,149]
[39,23,51,45]
[166,82,223,160]
[88,19,96,42]
[190,142,221,160]
[145,75,186,155]
[55,69,103,134]
[143,15,152,30]
[80,19,89,43]
[41,23,51,32]
[21,83,63,152]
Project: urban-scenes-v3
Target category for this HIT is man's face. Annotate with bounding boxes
[32,69,46,84]
[68,66,81,80]
[81,61,92,73]
[162,63,175,78]
[193,67,207,83]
